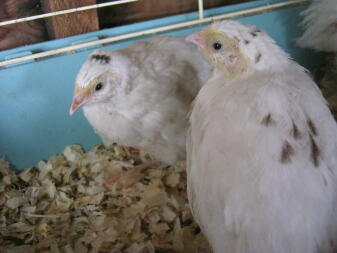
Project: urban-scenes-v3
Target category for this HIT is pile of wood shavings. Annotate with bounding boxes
[0,144,211,253]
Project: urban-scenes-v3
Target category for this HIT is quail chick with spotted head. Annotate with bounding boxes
[70,36,212,176]
[186,20,337,253]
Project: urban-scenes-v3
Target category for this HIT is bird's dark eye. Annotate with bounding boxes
[95,82,103,91]
[213,42,222,50]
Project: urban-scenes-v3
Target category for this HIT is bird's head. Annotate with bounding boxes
[70,50,129,115]
[186,20,290,80]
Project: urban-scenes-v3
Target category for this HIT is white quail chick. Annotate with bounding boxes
[186,20,337,253]
[70,36,212,182]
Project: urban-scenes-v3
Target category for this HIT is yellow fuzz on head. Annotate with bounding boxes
[198,28,249,80]
[75,71,117,96]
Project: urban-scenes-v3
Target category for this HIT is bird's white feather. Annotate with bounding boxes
[297,0,337,52]
[187,20,337,253]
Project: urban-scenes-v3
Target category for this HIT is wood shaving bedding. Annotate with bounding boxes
[0,144,211,253]
[1,60,335,253]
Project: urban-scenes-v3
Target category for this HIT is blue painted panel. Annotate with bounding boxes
[0,1,325,169]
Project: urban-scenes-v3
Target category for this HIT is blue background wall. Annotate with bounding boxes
[0,0,324,169]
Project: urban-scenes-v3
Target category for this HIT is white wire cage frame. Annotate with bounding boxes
[0,0,311,68]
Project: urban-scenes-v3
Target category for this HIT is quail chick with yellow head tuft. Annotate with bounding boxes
[186,20,337,253]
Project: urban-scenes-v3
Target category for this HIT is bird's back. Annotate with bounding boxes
[123,36,212,86]
[187,65,337,253]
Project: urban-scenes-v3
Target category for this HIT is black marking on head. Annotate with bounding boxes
[255,53,262,63]
[244,40,250,45]
[307,119,317,136]
[292,121,302,139]
[280,141,295,164]
[261,113,275,126]
[309,134,320,167]
[250,29,261,37]
[91,54,111,64]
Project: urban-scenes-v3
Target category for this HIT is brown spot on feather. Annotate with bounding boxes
[255,53,262,63]
[307,119,317,136]
[292,121,302,139]
[261,114,275,126]
[309,134,320,167]
[280,141,295,163]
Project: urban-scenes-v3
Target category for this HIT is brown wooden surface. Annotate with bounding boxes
[97,0,254,28]
[0,0,47,51]
[0,0,253,51]
[41,0,99,39]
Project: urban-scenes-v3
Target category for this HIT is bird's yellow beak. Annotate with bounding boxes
[186,31,206,49]
[69,95,88,115]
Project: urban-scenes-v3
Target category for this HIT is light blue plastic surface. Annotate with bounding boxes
[0,0,325,169]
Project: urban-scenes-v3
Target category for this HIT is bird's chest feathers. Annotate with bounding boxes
[82,89,177,142]
[83,102,142,141]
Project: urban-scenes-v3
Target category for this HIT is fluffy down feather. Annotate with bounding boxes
[0,0,47,50]
[297,0,337,52]
[186,20,337,253]
[70,36,212,165]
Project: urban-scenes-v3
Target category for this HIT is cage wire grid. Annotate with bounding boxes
[0,0,311,68]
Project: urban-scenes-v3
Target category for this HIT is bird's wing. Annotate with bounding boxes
[187,69,337,252]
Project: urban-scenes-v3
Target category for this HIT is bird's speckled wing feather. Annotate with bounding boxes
[187,66,337,253]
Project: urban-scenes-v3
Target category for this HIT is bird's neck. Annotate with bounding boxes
[211,67,254,84]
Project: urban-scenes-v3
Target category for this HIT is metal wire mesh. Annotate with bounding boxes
[0,0,311,67]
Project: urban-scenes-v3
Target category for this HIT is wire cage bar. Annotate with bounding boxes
[0,0,311,68]
[0,0,139,27]
[198,0,205,19]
